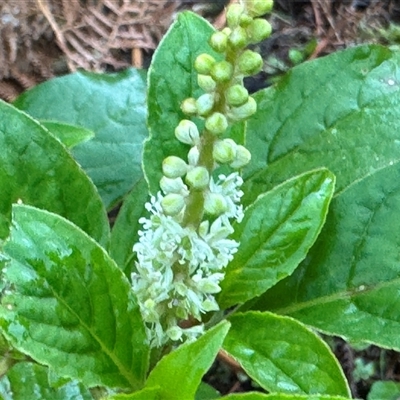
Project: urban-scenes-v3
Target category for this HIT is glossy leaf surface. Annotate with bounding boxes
[367,381,400,400]
[14,69,147,209]
[0,205,149,389]
[0,101,108,245]
[218,169,334,309]
[223,312,350,397]
[146,321,230,400]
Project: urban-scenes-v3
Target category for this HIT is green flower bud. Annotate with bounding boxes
[228,96,257,121]
[196,93,215,116]
[246,18,272,43]
[237,49,263,76]
[166,326,183,341]
[205,112,228,135]
[162,156,188,178]
[185,166,210,189]
[230,145,252,168]
[228,26,248,49]
[204,192,228,216]
[175,120,200,145]
[194,53,216,74]
[161,193,186,216]
[188,146,200,166]
[213,139,237,164]
[210,61,234,83]
[222,27,232,36]
[226,84,249,107]
[209,31,228,53]
[246,0,274,17]
[239,13,253,27]
[197,74,217,92]
[181,97,197,115]
[160,176,187,194]
[226,3,245,28]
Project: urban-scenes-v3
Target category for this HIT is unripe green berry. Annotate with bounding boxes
[213,139,237,164]
[246,0,274,17]
[210,61,233,83]
[228,26,248,49]
[181,97,197,115]
[237,50,263,76]
[226,84,249,107]
[222,27,232,36]
[226,4,245,28]
[196,93,215,116]
[230,145,252,168]
[194,53,216,74]
[205,112,228,135]
[209,31,228,53]
[239,13,253,27]
[246,18,272,43]
[185,166,210,189]
[205,192,228,216]
[197,74,217,92]
[161,193,186,216]
[162,156,188,178]
[228,96,257,121]
[175,120,200,145]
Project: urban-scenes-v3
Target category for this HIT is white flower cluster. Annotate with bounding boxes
[132,172,244,347]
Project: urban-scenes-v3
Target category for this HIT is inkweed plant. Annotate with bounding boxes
[0,0,400,399]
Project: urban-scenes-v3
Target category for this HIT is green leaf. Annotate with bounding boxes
[0,362,92,400]
[218,168,335,309]
[367,381,400,400]
[223,312,350,397]
[249,158,400,350]
[110,178,149,275]
[39,120,94,148]
[0,100,109,246]
[146,321,230,400]
[13,68,148,209]
[223,394,351,400]
[243,44,400,206]
[106,386,160,400]
[0,205,149,390]
[143,11,244,194]
[195,382,220,400]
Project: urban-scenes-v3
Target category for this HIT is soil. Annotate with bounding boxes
[2,0,400,398]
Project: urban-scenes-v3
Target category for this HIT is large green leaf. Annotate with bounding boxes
[0,205,149,390]
[0,101,108,245]
[242,45,400,349]
[145,321,230,400]
[110,178,149,276]
[218,168,334,309]
[223,312,350,397]
[0,362,92,400]
[143,11,244,194]
[223,394,351,400]
[367,381,400,400]
[107,386,160,400]
[13,68,147,209]
[243,44,400,205]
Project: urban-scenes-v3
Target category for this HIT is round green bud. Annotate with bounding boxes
[237,50,263,76]
[210,60,234,83]
[228,96,257,122]
[162,156,188,179]
[228,26,248,50]
[204,192,228,216]
[239,13,253,27]
[213,139,237,164]
[226,3,245,28]
[185,166,210,189]
[181,97,197,115]
[209,31,228,53]
[196,93,215,116]
[160,176,187,195]
[161,193,186,216]
[175,120,200,145]
[188,145,200,166]
[246,0,274,17]
[194,53,216,74]
[197,74,217,92]
[246,18,272,43]
[230,145,252,168]
[222,27,232,36]
[205,112,228,135]
[226,84,249,107]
